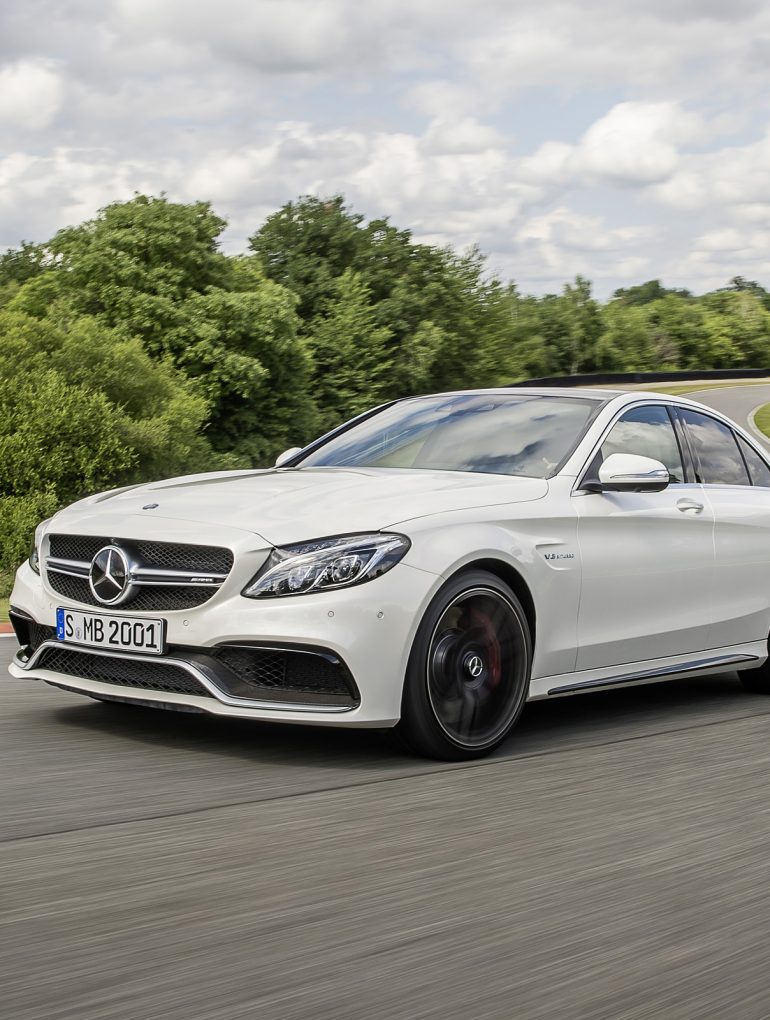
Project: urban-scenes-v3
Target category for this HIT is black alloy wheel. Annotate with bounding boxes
[397,570,532,760]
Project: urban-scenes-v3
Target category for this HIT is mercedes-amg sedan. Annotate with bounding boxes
[9,388,770,759]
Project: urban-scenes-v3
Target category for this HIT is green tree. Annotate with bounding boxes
[723,277,770,310]
[167,266,317,461]
[531,277,603,375]
[0,241,47,309]
[249,196,525,398]
[10,197,314,465]
[597,302,655,371]
[306,270,392,432]
[45,194,230,349]
[250,195,366,320]
[642,295,709,369]
[0,307,225,593]
[613,279,693,306]
[701,290,770,366]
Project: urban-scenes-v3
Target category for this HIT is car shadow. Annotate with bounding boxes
[49,671,761,773]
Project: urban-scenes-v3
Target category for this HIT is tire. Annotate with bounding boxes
[396,569,532,761]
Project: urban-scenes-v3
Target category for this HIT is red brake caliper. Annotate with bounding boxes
[469,608,502,689]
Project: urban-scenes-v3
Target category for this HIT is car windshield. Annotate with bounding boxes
[296,393,601,478]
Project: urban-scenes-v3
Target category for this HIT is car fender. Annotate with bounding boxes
[398,512,581,679]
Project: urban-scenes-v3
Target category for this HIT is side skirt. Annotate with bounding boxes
[528,643,766,700]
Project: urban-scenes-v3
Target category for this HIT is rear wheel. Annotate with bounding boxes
[397,570,532,760]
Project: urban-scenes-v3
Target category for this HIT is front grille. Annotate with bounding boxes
[134,541,232,574]
[48,535,233,575]
[46,534,234,612]
[48,535,106,563]
[35,647,212,698]
[212,645,357,701]
[46,572,218,612]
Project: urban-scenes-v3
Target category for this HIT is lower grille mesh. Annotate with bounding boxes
[35,647,212,698]
[30,622,56,650]
[212,646,355,698]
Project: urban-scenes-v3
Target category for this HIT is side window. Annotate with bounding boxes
[679,408,749,486]
[737,435,770,487]
[591,405,684,483]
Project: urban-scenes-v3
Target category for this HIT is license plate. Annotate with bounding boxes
[56,608,165,655]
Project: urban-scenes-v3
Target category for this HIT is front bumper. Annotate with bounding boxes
[8,557,441,727]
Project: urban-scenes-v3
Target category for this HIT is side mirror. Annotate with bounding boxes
[589,453,670,493]
[274,446,303,468]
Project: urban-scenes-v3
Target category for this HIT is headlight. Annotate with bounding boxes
[29,517,52,575]
[242,533,410,599]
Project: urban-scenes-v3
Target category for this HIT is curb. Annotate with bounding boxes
[0,623,14,635]
[748,403,770,446]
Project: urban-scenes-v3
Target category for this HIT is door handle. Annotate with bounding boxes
[676,498,704,514]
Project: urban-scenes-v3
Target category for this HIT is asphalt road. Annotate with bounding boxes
[6,383,770,1019]
[687,382,770,447]
[5,636,770,1020]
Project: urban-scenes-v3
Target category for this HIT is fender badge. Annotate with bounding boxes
[142,503,159,510]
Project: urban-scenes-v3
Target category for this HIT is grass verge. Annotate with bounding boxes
[0,597,9,624]
[752,403,770,440]
[642,379,770,396]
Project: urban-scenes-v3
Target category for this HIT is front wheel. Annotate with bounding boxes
[396,570,532,760]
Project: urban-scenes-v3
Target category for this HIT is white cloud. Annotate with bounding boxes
[462,0,770,100]
[652,130,770,210]
[0,59,62,129]
[575,102,704,184]
[520,102,707,188]
[0,0,769,295]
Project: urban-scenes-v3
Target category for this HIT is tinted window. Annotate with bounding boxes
[298,394,600,478]
[738,435,770,487]
[679,408,749,486]
[596,405,684,483]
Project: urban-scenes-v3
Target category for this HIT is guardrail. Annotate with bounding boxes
[509,368,770,387]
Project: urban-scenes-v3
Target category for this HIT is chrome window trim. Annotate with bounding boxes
[571,398,691,495]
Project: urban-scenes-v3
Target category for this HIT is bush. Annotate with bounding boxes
[0,306,231,596]
[0,491,59,597]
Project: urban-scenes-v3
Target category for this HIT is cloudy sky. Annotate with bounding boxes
[1,0,770,296]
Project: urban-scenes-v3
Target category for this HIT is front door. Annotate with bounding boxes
[678,407,770,649]
[574,403,715,671]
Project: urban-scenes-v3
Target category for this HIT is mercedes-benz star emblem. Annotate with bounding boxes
[465,654,484,679]
[89,545,132,605]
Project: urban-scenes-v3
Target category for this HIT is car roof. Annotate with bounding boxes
[414,386,626,401]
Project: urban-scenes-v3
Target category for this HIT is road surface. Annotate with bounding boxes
[686,383,770,447]
[5,383,770,1019]
[5,637,770,1019]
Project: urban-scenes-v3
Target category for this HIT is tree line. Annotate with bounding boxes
[2,192,770,592]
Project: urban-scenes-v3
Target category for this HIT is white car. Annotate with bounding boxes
[9,387,770,760]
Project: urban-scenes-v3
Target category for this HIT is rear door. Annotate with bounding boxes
[677,407,770,648]
[574,403,715,671]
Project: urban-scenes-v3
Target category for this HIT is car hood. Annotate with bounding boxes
[59,468,548,546]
